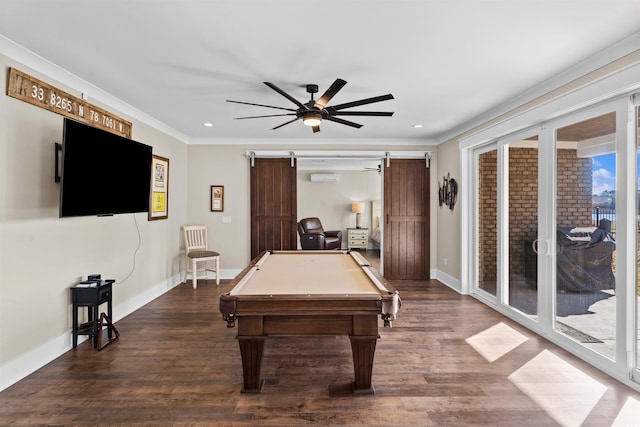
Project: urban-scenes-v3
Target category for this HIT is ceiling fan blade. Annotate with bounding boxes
[312,125,321,133]
[324,116,363,129]
[226,99,297,112]
[327,94,394,111]
[330,111,394,117]
[264,82,307,110]
[314,78,347,109]
[234,113,297,120]
[272,116,301,130]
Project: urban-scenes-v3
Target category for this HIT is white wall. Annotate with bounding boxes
[297,170,381,248]
[434,141,460,288]
[0,54,188,390]
[186,145,252,271]
[183,146,384,269]
[183,144,434,272]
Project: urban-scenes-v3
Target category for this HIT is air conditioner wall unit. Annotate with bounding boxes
[310,173,339,182]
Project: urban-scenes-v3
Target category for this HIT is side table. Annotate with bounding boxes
[347,227,369,250]
[71,280,114,349]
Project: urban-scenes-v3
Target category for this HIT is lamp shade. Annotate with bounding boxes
[351,202,365,214]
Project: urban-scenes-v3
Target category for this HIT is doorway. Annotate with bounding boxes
[249,151,432,278]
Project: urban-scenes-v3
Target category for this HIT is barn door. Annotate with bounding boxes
[250,158,297,259]
[383,158,430,279]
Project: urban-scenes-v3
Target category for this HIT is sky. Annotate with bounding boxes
[589,149,640,197]
[592,153,616,196]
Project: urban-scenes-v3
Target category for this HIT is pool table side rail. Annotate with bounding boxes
[228,250,396,297]
[219,250,400,328]
[233,297,386,315]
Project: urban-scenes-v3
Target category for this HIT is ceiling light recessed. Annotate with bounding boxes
[203,122,213,127]
[413,124,423,128]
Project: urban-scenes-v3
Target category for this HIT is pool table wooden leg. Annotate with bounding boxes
[238,336,266,393]
[349,335,378,394]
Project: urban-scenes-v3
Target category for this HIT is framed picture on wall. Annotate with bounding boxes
[149,155,169,220]
[211,185,224,212]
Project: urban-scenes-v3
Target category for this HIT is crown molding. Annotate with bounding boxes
[0,35,189,143]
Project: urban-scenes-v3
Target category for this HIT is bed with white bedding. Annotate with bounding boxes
[370,200,381,248]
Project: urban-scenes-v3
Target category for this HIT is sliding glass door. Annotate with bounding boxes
[506,134,540,321]
[473,130,541,321]
[469,95,640,385]
[553,111,617,360]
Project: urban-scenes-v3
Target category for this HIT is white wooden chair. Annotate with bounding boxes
[183,225,220,288]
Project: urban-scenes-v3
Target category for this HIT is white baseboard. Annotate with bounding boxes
[434,269,463,294]
[0,273,183,392]
[223,269,241,280]
[182,269,240,284]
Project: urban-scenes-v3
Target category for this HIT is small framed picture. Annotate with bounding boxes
[149,155,169,221]
[211,185,224,212]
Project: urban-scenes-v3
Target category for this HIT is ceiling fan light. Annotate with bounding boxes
[303,112,322,127]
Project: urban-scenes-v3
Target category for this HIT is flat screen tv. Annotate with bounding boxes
[59,118,152,218]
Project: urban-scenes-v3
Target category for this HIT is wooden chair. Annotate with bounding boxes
[183,225,220,288]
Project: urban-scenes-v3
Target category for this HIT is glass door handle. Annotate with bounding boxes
[532,239,553,255]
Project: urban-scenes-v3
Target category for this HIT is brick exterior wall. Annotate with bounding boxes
[556,149,593,229]
[478,151,497,283]
[478,148,592,282]
[508,148,539,281]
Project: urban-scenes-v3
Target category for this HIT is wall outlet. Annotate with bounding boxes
[444,258,448,266]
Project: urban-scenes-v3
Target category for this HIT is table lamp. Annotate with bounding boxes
[351,202,365,228]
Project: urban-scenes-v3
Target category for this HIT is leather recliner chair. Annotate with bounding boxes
[297,217,343,250]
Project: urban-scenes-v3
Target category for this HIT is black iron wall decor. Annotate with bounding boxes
[438,173,458,210]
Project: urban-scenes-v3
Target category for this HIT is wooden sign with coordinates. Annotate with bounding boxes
[6,67,132,139]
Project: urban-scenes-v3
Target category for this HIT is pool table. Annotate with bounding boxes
[219,250,400,394]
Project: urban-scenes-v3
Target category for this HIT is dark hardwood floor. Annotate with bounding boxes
[1,268,639,425]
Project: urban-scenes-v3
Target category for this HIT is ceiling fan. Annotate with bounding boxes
[227,78,394,133]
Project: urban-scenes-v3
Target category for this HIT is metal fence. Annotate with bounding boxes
[592,207,616,230]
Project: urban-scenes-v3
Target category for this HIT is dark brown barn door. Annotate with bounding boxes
[383,159,430,279]
[250,158,297,259]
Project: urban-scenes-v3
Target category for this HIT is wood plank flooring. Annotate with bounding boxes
[1,274,640,426]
